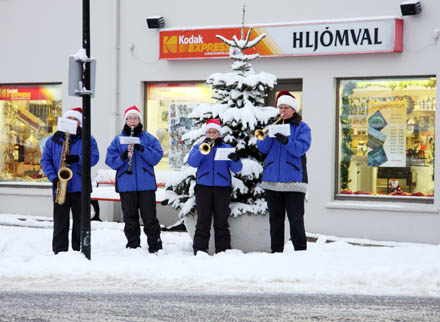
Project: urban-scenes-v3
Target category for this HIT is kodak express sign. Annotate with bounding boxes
[159,17,403,60]
[0,85,61,101]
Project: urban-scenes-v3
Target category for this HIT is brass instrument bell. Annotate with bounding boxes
[199,139,215,155]
[254,115,284,140]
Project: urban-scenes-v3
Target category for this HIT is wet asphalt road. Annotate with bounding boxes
[0,291,439,322]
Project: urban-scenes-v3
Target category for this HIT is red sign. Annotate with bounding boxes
[0,85,61,101]
[160,27,260,60]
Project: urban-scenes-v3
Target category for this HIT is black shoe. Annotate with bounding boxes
[126,245,141,249]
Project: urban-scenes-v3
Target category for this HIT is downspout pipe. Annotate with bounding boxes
[114,0,120,132]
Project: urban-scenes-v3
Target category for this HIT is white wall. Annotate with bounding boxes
[0,0,117,218]
[0,0,117,171]
[118,0,440,243]
[1,0,439,242]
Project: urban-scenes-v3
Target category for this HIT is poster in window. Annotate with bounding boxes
[367,101,407,167]
[168,102,200,170]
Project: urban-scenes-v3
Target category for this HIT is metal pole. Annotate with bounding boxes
[81,0,91,260]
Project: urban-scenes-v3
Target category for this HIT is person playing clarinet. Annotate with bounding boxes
[105,106,164,253]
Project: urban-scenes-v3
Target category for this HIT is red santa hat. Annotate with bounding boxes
[276,90,299,110]
[202,118,222,134]
[124,105,142,122]
[63,107,83,127]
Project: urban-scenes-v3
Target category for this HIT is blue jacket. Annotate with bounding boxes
[41,130,100,194]
[188,141,243,187]
[105,130,163,192]
[257,121,311,183]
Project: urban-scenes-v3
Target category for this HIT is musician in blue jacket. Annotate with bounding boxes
[41,107,100,254]
[188,119,242,255]
[105,106,163,253]
[257,91,311,252]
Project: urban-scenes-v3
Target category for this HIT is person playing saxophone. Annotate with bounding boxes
[41,107,100,255]
[105,106,164,253]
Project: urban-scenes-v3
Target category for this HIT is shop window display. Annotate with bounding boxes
[146,83,302,171]
[0,84,62,182]
[145,83,215,170]
[337,77,436,199]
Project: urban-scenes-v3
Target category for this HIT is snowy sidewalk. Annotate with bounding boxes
[0,214,439,297]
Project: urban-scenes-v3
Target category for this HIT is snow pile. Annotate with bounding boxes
[94,169,172,186]
[94,169,116,183]
[1,214,439,296]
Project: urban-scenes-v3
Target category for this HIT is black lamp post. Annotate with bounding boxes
[80,0,92,260]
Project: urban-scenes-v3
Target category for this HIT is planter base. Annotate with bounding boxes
[184,214,290,254]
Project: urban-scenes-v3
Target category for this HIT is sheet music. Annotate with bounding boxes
[268,124,290,137]
[214,148,235,161]
[119,136,141,145]
[57,117,77,134]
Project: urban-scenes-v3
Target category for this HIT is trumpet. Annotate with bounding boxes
[255,115,284,140]
[199,139,215,155]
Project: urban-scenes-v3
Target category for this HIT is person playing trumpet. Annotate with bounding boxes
[41,107,100,255]
[188,119,242,255]
[105,106,163,253]
[257,91,311,253]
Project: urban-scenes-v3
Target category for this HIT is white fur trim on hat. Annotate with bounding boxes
[202,119,222,134]
[124,106,142,122]
[277,95,298,110]
[203,123,222,133]
[63,108,83,127]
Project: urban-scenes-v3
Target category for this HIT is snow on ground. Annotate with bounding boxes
[0,214,439,297]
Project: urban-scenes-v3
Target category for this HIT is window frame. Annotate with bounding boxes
[0,82,63,187]
[334,75,436,204]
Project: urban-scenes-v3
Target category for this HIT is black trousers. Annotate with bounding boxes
[193,184,232,254]
[53,192,81,254]
[265,190,307,252]
[120,190,162,252]
[90,199,101,221]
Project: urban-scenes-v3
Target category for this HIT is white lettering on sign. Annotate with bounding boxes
[179,35,204,44]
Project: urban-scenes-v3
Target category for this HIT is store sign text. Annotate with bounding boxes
[0,85,60,101]
[0,88,31,100]
[293,27,383,52]
[159,17,403,60]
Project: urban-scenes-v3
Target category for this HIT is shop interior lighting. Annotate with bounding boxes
[146,16,165,29]
[400,0,422,16]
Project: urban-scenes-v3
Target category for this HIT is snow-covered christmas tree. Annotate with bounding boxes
[165,14,278,219]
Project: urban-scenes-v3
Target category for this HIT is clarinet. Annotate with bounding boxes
[127,126,135,175]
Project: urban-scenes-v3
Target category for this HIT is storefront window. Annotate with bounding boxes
[337,77,436,200]
[145,83,215,170]
[0,84,62,183]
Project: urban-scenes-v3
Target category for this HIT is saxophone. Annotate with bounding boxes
[55,133,73,205]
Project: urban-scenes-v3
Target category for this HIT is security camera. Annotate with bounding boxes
[400,0,422,16]
[146,16,165,29]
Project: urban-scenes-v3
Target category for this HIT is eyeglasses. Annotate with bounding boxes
[127,116,140,121]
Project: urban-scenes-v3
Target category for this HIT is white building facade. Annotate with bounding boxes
[1,0,439,244]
